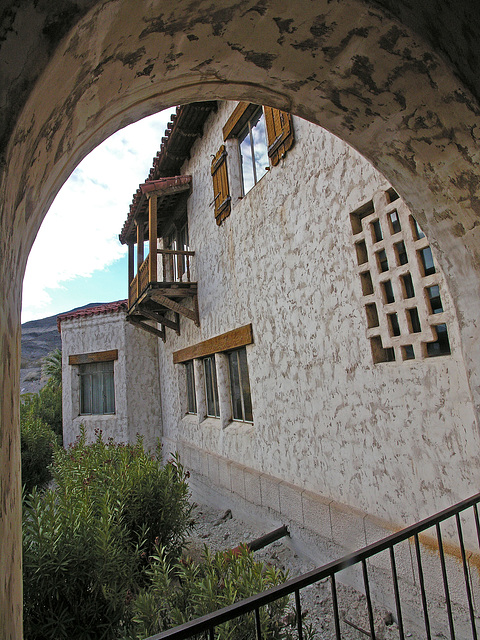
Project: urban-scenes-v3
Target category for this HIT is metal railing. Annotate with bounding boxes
[147,492,480,640]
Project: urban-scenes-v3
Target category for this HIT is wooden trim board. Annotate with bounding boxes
[173,324,253,364]
[69,349,118,365]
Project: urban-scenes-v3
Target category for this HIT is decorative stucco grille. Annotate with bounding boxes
[351,189,452,363]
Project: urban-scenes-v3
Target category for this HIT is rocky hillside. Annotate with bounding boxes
[21,303,107,395]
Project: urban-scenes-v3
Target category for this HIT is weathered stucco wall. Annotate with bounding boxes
[158,103,479,530]
[61,311,162,449]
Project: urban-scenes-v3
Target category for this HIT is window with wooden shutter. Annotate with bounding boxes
[263,107,294,166]
[211,144,231,225]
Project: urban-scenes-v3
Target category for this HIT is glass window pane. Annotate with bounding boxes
[79,360,115,415]
[204,357,219,418]
[185,361,196,414]
[419,247,435,276]
[81,374,92,414]
[239,129,255,194]
[229,352,242,420]
[212,361,220,418]
[251,111,268,184]
[103,371,115,414]
[238,348,253,422]
[91,372,102,414]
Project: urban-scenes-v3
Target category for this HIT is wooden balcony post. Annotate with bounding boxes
[128,242,134,285]
[136,221,144,299]
[148,194,157,283]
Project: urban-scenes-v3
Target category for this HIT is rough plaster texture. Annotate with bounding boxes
[2,0,480,635]
[158,104,479,531]
[60,310,162,449]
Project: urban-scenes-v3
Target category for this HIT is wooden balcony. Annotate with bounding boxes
[127,249,198,340]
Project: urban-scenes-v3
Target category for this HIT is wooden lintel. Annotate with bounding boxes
[173,324,253,364]
[128,316,165,340]
[150,293,198,323]
[69,349,118,365]
[138,307,179,333]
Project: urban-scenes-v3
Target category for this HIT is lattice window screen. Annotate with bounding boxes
[350,189,452,363]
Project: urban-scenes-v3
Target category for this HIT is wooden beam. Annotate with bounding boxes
[138,307,180,334]
[149,285,197,298]
[150,293,198,323]
[148,194,157,282]
[128,316,165,340]
[173,324,253,364]
[69,349,118,365]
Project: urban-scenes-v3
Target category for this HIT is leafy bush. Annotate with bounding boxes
[129,545,314,640]
[23,430,195,640]
[53,428,195,560]
[21,381,63,439]
[23,488,141,640]
[21,416,58,493]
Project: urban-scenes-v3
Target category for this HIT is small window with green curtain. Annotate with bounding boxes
[79,361,115,415]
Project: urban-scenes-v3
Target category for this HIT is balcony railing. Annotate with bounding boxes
[147,491,480,640]
[158,249,195,283]
[128,250,195,309]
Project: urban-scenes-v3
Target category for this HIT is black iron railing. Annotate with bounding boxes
[145,492,480,640]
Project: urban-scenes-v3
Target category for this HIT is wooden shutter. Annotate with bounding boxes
[211,145,231,225]
[264,107,294,166]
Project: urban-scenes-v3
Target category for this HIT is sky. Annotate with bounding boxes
[21,109,176,323]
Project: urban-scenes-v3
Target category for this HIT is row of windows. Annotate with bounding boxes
[184,346,253,423]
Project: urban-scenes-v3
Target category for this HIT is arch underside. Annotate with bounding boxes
[1,1,480,637]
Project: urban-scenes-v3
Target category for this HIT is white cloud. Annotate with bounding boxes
[22,110,174,321]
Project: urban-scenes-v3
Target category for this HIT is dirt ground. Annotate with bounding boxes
[185,503,412,640]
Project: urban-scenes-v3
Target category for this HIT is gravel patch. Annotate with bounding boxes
[185,503,408,640]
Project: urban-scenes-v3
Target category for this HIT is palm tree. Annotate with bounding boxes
[42,349,62,389]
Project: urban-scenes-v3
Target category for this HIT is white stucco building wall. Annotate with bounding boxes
[59,302,162,449]
[153,102,479,540]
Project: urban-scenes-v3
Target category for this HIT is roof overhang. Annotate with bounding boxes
[120,176,192,244]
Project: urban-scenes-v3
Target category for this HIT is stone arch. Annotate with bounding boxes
[2,0,480,636]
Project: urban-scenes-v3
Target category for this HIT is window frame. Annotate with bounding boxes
[185,360,197,415]
[203,355,220,419]
[78,360,116,416]
[237,106,269,195]
[228,346,253,423]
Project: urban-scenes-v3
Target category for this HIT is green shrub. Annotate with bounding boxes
[53,428,195,561]
[21,416,58,493]
[21,381,63,439]
[23,487,141,640]
[129,545,314,640]
[23,430,195,640]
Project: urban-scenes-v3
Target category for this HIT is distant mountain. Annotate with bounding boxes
[21,303,109,395]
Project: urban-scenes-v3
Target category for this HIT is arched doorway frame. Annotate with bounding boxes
[2,1,480,637]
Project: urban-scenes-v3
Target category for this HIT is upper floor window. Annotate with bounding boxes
[79,361,115,415]
[212,103,295,225]
[238,107,269,195]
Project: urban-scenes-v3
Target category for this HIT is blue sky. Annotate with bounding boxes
[22,109,175,323]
